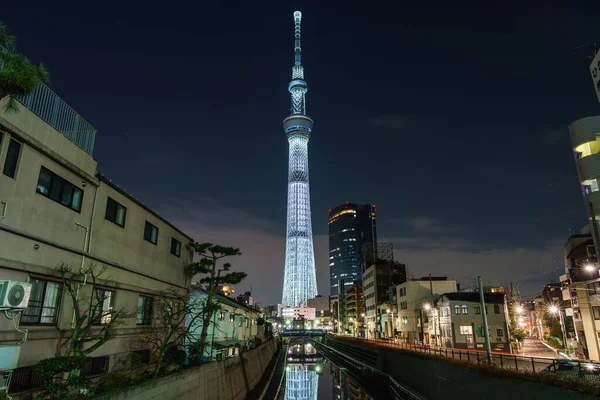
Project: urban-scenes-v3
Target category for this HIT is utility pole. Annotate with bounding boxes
[478,276,492,363]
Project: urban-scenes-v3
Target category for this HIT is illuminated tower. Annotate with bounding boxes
[282,11,318,306]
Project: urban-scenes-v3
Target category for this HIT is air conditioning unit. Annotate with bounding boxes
[0,281,32,309]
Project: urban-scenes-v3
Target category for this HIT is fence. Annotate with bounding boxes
[339,336,600,380]
[14,83,97,155]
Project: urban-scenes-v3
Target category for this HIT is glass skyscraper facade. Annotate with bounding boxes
[328,203,377,295]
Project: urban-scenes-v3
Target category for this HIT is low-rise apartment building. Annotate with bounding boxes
[187,287,262,361]
[396,278,457,344]
[437,292,510,352]
[0,86,192,394]
[561,230,600,361]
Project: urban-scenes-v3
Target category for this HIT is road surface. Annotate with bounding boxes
[520,336,559,358]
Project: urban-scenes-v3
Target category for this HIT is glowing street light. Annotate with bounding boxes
[423,303,431,311]
[585,264,596,272]
[515,305,524,314]
[548,305,559,314]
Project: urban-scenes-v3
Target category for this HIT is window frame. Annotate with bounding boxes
[136,295,153,325]
[143,221,159,245]
[21,278,62,326]
[474,305,481,315]
[2,138,22,179]
[454,305,460,315]
[593,306,600,320]
[35,166,84,212]
[170,238,181,257]
[91,288,115,325]
[461,305,468,315]
[494,304,501,314]
[80,356,109,376]
[105,197,127,228]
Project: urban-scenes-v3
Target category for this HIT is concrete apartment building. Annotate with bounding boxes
[396,278,457,344]
[561,229,600,361]
[345,281,364,337]
[363,261,406,338]
[0,86,192,393]
[436,292,510,352]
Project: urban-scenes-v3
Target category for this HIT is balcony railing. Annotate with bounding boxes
[14,83,96,155]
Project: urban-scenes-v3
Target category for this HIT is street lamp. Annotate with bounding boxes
[386,308,395,339]
[584,264,597,272]
[515,305,524,314]
[548,305,568,351]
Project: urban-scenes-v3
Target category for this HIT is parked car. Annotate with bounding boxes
[541,360,600,379]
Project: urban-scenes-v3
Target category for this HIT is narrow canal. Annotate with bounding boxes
[282,342,374,399]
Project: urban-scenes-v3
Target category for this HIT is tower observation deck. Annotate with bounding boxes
[281,11,318,306]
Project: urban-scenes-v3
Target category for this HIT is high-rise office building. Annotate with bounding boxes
[328,203,377,295]
[281,11,318,306]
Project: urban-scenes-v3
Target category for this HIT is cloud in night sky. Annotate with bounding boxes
[161,199,565,305]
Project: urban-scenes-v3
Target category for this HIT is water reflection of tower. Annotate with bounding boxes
[331,364,368,400]
[284,364,319,400]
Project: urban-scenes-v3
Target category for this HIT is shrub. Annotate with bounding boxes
[547,336,562,350]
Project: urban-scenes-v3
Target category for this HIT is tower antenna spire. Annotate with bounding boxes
[293,11,302,66]
[281,11,317,307]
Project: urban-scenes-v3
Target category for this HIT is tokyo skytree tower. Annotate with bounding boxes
[281,11,318,306]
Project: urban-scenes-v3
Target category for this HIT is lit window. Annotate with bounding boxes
[459,325,472,335]
[21,279,61,325]
[92,289,115,324]
[454,306,460,315]
[461,305,468,315]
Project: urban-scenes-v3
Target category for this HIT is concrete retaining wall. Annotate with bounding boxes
[93,339,278,400]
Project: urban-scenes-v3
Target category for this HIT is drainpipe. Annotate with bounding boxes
[69,185,97,329]
[71,222,90,328]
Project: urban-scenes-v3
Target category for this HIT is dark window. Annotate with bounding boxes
[494,304,500,314]
[105,197,127,227]
[229,313,235,322]
[132,349,151,365]
[144,221,158,245]
[593,306,600,320]
[92,289,115,325]
[475,305,481,314]
[137,295,153,325]
[81,356,109,376]
[8,366,50,394]
[3,138,22,179]
[219,311,225,321]
[497,328,503,337]
[35,167,83,212]
[171,238,181,257]
[21,279,61,325]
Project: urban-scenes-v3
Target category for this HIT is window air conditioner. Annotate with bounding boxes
[0,280,32,309]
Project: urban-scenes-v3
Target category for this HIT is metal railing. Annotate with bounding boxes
[13,83,96,155]
[340,336,600,379]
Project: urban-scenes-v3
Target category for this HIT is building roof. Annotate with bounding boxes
[98,173,194,241]
[441,292,506,304]
[192,286,260,314]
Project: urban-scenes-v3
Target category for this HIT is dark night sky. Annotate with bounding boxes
[4,1,600,305]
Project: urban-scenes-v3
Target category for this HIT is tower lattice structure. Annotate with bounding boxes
[282,11,318,306]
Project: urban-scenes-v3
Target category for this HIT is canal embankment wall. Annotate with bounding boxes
[92,339,278,400]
